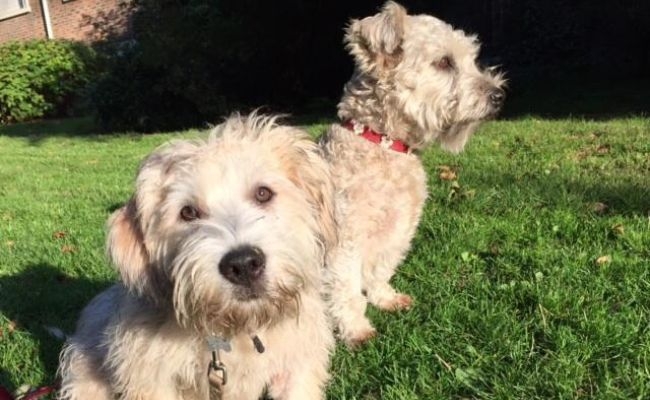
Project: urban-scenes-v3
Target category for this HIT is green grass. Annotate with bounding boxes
[1,114,649,399]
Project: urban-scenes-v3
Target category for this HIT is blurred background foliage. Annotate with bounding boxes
[3,0,648,131]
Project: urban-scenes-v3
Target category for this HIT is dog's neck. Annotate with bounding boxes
[338,74,427,149]
[342,120,410,153]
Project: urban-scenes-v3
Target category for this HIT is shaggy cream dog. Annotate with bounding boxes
[58,115,337,400]
[321,1,506,346]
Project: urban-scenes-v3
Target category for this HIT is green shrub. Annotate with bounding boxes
[92,0,355,132]
[0,40,99,124]
[92,42,206,133]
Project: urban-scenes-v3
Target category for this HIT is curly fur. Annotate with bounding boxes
[321,2,506,346]
[59,114,336,400]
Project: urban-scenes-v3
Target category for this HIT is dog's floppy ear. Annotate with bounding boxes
[107,199,151,295]
[345,1,407,72]
[305,153,338,253]
[291,143,338,254]
[106,142,196,298]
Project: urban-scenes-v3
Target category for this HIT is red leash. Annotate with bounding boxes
[0,385,57,400]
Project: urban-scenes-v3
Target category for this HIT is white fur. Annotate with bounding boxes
[59,114,337,400]
[322,2,505,346]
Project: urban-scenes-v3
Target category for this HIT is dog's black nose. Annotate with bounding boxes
[489,88,505,107]
[219,246,266,286]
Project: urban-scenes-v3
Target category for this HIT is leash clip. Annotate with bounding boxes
[207,335,230,387]
[208,350,228,387]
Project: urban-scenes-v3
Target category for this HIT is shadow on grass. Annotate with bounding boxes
[0,74,647,143]
[471,172,650,217]
[578,183,650,217]
[0,117,102,145]
[0,264,112,390]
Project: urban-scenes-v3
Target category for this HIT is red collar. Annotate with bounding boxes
[342,121,410,153]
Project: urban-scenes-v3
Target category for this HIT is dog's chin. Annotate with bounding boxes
[232,281,267,302]
[185,285,301,337]
[484,105,503,120]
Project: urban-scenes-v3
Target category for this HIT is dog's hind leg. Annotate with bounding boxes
[325,244,376,347]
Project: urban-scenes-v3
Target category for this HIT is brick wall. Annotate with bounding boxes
[0,0,133,45]
[0,0,47,43]
[49,0,133,42]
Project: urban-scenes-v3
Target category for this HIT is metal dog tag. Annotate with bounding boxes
[207,336,232,353]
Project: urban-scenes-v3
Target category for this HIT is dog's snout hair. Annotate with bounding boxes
[489,87,506,108]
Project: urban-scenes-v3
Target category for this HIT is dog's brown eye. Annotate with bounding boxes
[180,205,200,221]
[436,56,453,70]
[255,186,274,204]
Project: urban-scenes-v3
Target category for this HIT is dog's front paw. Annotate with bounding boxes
[375,293,413,312]
[339,318,377,348]
[345,327,377,348]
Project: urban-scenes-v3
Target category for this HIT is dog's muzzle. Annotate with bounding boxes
[219,245,266,288]
[489,88,506,109]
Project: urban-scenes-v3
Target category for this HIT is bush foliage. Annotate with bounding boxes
[91,0,649,132]
[93,0,380,132]
[0,40,99,124]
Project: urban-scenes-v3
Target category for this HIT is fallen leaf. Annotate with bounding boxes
[591,202,608,214]
[7,320,17,333]
[573,149,590,160]
[439,170,457,181]
[15,385,31,398]
[461,189,476,200]
[53,231,66,239]
[61,245,77,254]
[447,181,462,200]
[589,131,605,140]
[611,224,624,236]
[596,144,611,155]
[489,243,500,256]
[595,255,611,265]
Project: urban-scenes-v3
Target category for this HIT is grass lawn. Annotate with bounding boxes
[0,112,649,399]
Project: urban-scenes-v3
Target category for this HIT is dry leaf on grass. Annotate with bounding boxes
[596,144,611,154]
[61,245,77,254]
[595,255,612,265]
[438,165,457,181]
[589,131,605,140]
[439,170,457,181]
[591,202,608,214]
[53,231,66,239]
[611,224,625,236]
